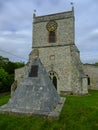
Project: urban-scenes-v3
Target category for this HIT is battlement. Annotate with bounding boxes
[33,10,74,23]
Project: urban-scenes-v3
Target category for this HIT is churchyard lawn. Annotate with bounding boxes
[0,90,98,130]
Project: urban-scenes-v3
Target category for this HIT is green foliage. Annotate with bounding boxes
[14,62,25,68]
[95,62,98,66]
[0,68,8,80]
[0,90,98,130]
[5,61,24,74]
[0,68,9,92]
[0,56,25,92]
[0,56,9,67]
[0,94,10,106]
[0,68,14,92]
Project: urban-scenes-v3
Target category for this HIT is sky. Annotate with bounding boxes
[0,0,98,63]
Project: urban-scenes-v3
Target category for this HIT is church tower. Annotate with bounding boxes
[14,7,88,95]
[29,7,88,95]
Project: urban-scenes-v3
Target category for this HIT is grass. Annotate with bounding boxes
[0,90,98,130]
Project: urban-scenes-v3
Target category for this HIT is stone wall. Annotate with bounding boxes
[70,45,88,94]
[30,45,72,94]
[15,67,25,85]
[83,64,98,90]
[29,44,88,95]
[33,11,74,47]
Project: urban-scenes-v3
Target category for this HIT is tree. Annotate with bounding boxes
[0,56,9,70]
[0,56,25,93]
[95,62,98,66]
[0,68,11,92]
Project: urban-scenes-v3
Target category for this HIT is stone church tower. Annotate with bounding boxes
[13,7,88,95]
[28,7,88,95]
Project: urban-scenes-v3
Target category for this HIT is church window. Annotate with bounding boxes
[46,20,58,43]
[49,31,56,43]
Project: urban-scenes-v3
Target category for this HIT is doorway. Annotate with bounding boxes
[86,75,90,85]
[49,71,57,90]
[53,76,57,90]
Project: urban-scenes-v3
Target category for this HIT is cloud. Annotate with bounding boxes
[75,0,98,63]
[0,0,98,63]
[0,0,33,62]
[80,51,98,63]
[32,0,44,7]
[49,0,61,5]
[0,29,32,62]
[90,29,98,38]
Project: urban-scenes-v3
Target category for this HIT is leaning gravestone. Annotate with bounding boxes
[0,58,65,118]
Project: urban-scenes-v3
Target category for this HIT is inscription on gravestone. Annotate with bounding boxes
[29,65,38,77]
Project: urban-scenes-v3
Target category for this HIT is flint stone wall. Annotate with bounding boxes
[83,64,98,90]
[33,11,74,47]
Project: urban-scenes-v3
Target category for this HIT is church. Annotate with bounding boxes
[13,6,88,95]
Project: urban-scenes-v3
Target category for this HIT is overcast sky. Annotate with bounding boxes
[0,0,98,63]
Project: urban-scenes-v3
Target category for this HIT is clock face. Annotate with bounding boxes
[46,20,58,32]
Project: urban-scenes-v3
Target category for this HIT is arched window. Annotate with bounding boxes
[49,31,56,43]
